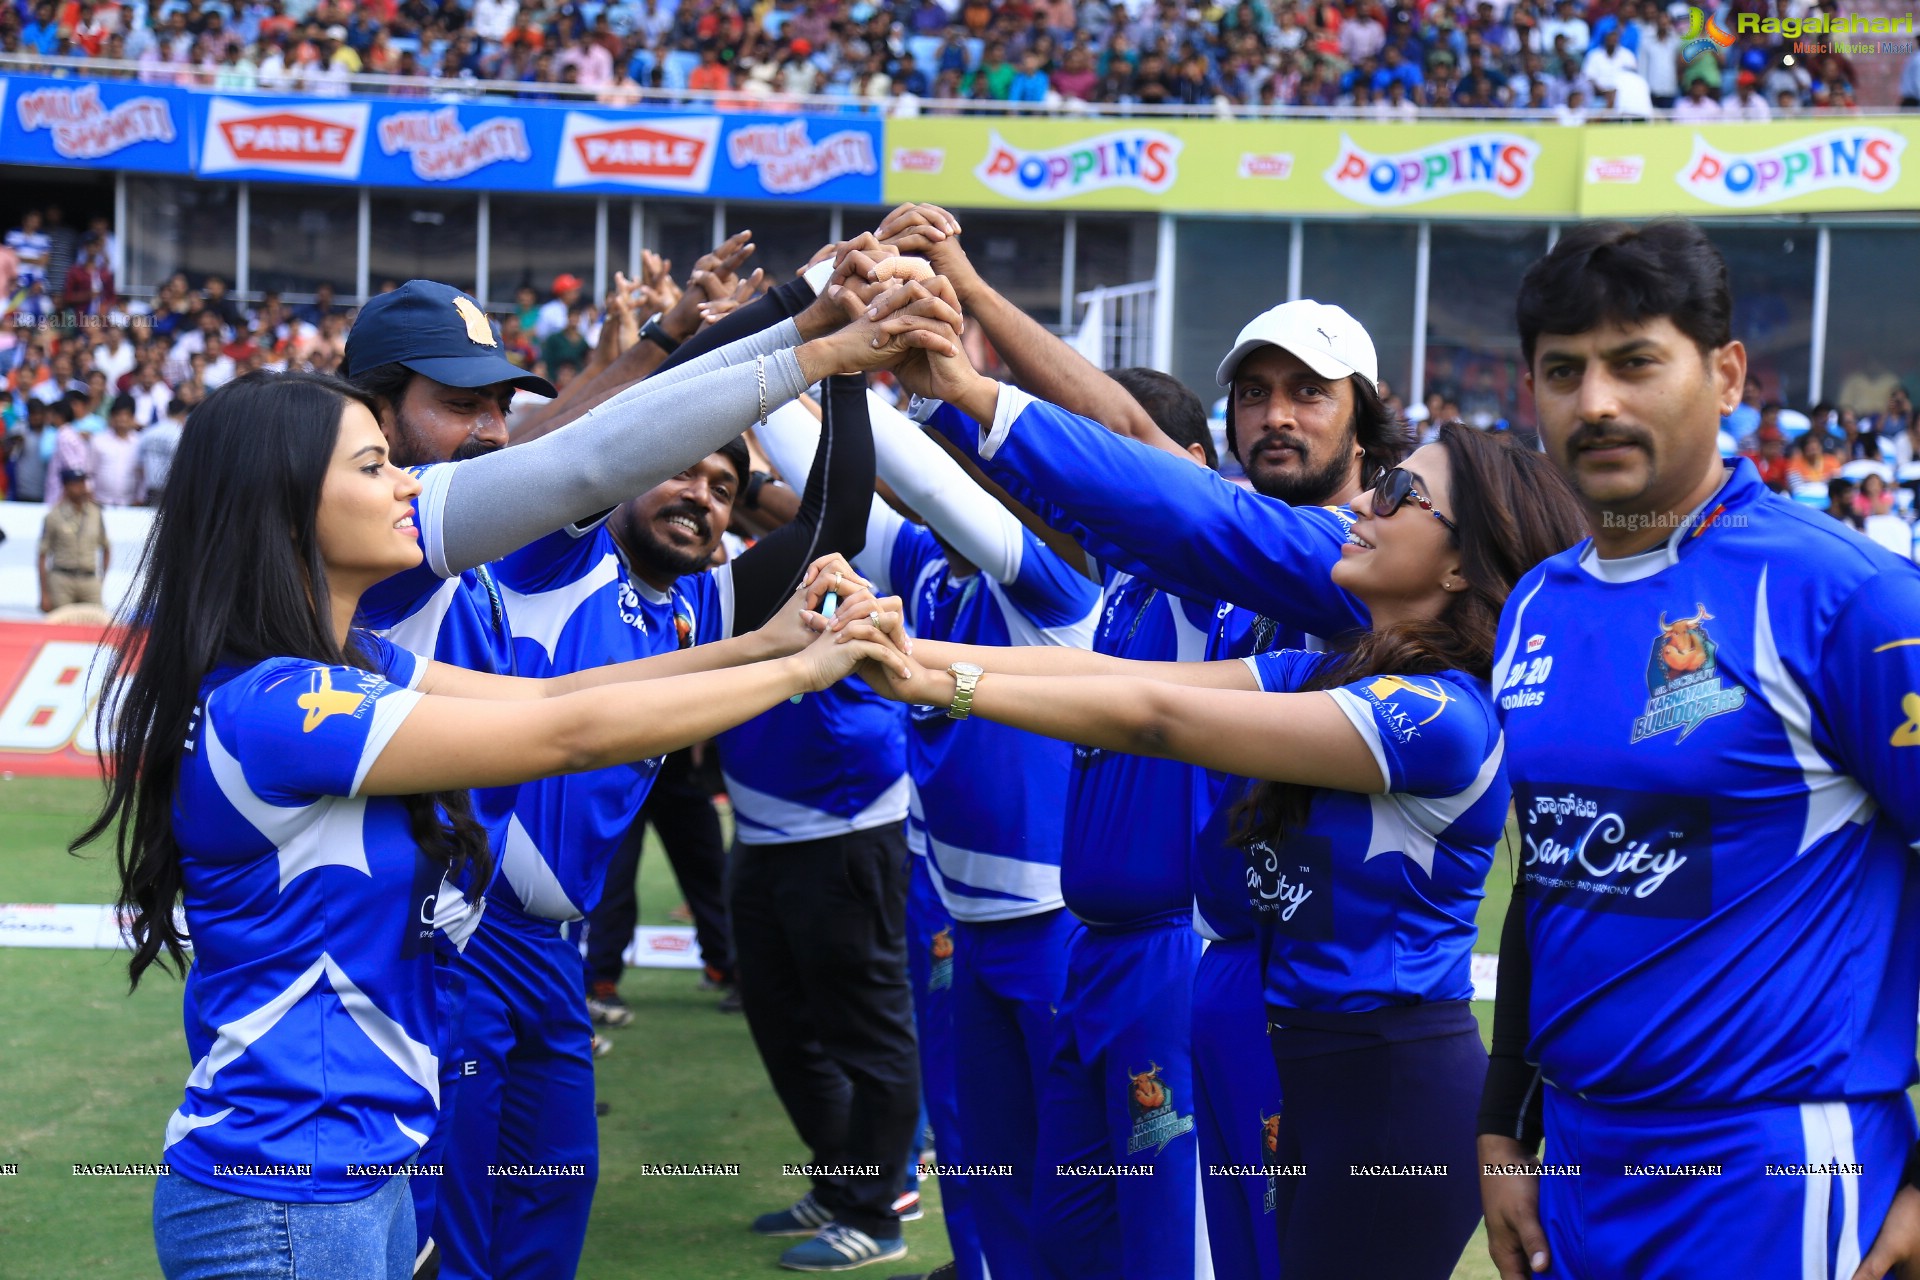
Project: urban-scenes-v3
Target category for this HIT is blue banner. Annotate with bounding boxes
[0,75,193,174]
[0,75,882,204]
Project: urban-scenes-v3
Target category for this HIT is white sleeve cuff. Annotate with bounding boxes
[350,689,424,798]
[1326,687,1392,791]
[416,464,457,579]
[979,383,1037,462]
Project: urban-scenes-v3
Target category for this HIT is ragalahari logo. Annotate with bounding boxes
[726,120,877,195]
[974,129,1181,203]
[554,113,720,192]
[1325,132,1537,207]
[1684,5,1736,63]
[1678,127,1904,208]
[201,98,369,178]
[377,107,531,182]
[17,84,174,160]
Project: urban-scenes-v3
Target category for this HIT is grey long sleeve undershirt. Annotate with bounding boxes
[426,325,807,577]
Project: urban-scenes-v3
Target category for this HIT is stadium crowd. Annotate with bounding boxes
[3,0,1916,113]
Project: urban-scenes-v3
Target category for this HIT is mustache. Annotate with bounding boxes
[451,438,502,463]
[1249,435,1306,463]
[1565,421,1654,453]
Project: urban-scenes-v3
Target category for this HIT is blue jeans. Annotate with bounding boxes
[154,1171,413,1280]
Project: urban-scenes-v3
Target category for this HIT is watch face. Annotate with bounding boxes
[951,662,985,678]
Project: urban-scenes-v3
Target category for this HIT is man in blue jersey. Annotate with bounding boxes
[341,267,961,1276]
[1475,219,1920,1280]
[756,391,1103,1280]
[440,375,872,1280]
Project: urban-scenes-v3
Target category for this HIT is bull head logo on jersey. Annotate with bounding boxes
[1261,1110,1281,1158]
[1129,1063,1170,1116]
[1654,605,1716,683]
[930,927,954,961]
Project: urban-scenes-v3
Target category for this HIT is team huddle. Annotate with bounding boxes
[87,208,1920,1280]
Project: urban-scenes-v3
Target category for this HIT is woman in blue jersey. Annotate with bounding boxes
[842,418,1586,1277]
[76,371,914,1280]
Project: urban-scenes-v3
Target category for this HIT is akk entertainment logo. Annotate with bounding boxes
[1630,604,1746,742]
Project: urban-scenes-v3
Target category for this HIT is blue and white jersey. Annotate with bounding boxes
[357,462,519,849]
[166,634,484,1201]
[489,522,732,921]
[1498,459,1920,1107]
[865,509,1100,922]
[717,681,909,846]
[1243,650,1504,1012]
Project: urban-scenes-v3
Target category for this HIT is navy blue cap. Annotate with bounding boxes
[345,280,556,398]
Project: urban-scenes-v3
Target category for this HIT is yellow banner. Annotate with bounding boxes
[883,115,1920,218]
[884,117,1578,216]
[1578,119,1919,216]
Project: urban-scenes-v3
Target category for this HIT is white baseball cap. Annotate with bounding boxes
[1216,299,1380,391]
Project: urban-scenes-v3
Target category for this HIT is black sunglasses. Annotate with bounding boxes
[1369,466,1458,534]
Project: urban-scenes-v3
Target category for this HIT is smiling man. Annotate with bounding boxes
[1477,219,1920,1280]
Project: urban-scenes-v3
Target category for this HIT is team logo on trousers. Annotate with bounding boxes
[1260,1109,1282,1214]
[1630,604,1746,743]
[928,927,953,993]
[1124,1063,1194,1155]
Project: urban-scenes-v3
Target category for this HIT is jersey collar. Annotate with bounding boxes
[1576,457,1759,584]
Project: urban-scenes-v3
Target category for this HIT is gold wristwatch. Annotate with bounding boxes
[947,662,984,720]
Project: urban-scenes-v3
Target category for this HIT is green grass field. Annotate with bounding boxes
[0,774,1503,1279]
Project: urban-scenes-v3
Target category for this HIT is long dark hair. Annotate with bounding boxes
[1233,421,1587,848]
[75,370,492,989]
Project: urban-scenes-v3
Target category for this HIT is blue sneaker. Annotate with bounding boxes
[779,1224,908,1272]
[753,1192,834,1237]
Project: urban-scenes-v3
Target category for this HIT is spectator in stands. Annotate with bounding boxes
[138,395,183,506]
[7,211,51,291]
[1826,477,1863,530]
[1855,472,1896,521]
[89,393,145,507]
[1746,423,1793,493]
[1787,429,1842,488]
[94,325,136,387]
[38,466,109,612]
[537,273,583,340]
[541,306,590,374]
[1725,69,1771,120]
[63,233,116,318]
[9,398,54,503]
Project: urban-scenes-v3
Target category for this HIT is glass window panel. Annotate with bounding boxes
[369,192,479,297]
[1425,223,1550,430]
[646,201,720,286]
[1171,217,1292,406]
[734,207,833,285]
[1823,227,1920,423]
[248,185,359,300]
[1075,215,1158,296]
[960,213,1066,332]
[1704,226,1815,410]
[1300,221,1418,408]
[486,196,598,310]
[124,176,237,294]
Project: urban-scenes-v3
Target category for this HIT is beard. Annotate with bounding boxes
[1241,422,1359,507]
[623,502,717,581]
[388,410,501,468]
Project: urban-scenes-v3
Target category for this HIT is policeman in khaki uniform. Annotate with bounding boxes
[39,467,109,612]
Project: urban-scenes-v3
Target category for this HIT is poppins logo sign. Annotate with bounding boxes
[974,129,1181,203]
[377,107,531,182]
[1324,132,1539,207]
[201,97,369,179]
[1676,128,1904,207]
[554,113,719,191]
[727,120,876,195]
[16,83,175,160]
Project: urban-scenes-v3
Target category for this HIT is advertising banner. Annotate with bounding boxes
[1,75,191,175]
[0,621,116,780]
[883,117,1578,216]
[1578,119,1920,216]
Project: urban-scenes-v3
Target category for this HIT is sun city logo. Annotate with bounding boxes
[928,926,954,992]
[16,84,174,160]
[1683,5,1736,63]
[377,107,530,182]
[1324,133,1538,208]
[1124,1063,1195,1156]
[727,120,877,195]
[1629,604,1746,743]
[1678,128,1904,208]
[554,113,719,192]
[974,130,1181,203]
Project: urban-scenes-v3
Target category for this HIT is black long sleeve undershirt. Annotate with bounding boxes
[657,277,818,375]
[727,374,873,634]
[1477,875,1545,1152]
